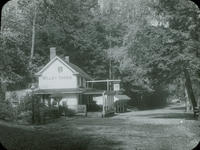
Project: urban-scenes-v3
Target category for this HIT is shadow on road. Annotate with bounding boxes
[150,113,195,120]
[136,105,168,111]
[169,106,186,110]
[135,112,195,120]
[134,104,197,120]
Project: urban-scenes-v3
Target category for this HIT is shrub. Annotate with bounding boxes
[65,108,76,117]
[58,106,76,117]
[1,92,77,124]
[17,111,32,124]
[16,94,38,123]
[0,100,15,121]
[18,94,35,112]
[19,94,63,124]
[42,106,61,119]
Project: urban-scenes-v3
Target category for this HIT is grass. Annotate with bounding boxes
[0,104,199,150]
[0,123,90,150]
[0,117,120,150]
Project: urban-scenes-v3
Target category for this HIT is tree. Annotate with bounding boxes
[1,0,200,110]
[100,0,200,108]
[150,0,200,109]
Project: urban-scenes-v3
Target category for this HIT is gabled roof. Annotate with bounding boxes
[65,60,92,80]
[35,56,92,80]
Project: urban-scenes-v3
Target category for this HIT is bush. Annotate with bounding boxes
[58,106,76,117]
[0,100,15,121]
[16,94,37,124]
[65,108,76,117]
[1,93,77,124]
[18,94,35,112]
[17,111,32,124]
[42,106,61,120]
[19,94,63,124]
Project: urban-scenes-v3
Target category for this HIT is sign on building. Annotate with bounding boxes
[113,83,120,91]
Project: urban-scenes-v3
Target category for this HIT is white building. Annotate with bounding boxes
[34,47,93,112]
[6,47,130,116]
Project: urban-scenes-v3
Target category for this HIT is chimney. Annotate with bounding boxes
[65,56,69,62]
[50,47,56,60]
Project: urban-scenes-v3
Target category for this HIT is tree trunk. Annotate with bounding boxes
[198,98,200,120]
[37,99,41,124]
[184,85,192,112]
[0,78,7,101]
[184,69,197,110]
[29,4,37,66]
[31,97,35,124]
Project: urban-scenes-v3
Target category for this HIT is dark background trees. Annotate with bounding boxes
[1,0,200,108]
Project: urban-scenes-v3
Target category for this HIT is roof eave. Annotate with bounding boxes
[75,73,93,80]
[35,73,41,76]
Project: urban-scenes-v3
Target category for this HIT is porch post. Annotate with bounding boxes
[31,95,35,123]
[40,95,45,124]
[107,80,109,91]
[102,92,105,118]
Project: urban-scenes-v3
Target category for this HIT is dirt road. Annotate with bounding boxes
[0,103,199,150]
[71,103,200,150]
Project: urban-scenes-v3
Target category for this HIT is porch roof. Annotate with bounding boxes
[34,88,85,95]
[34,88,116,95]
[114,95,131,100]
[83,89,116,95]
[83,89,105,95]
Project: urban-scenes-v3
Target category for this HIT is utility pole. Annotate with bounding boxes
[109,33,112,80]
[109,33,112,91]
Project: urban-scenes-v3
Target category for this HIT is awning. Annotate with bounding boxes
[114,95,131,101]
[83,89,105,95]
[83,89,116,95]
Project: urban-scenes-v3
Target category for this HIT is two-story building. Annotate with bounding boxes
[33,47,130,116]
[34,47,93,111]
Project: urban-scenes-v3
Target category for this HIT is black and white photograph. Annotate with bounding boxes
[0,0,200,149]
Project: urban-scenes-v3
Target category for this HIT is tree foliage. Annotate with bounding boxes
[1,0,200,107]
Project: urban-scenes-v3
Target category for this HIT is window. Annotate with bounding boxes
[57,66,63,73]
